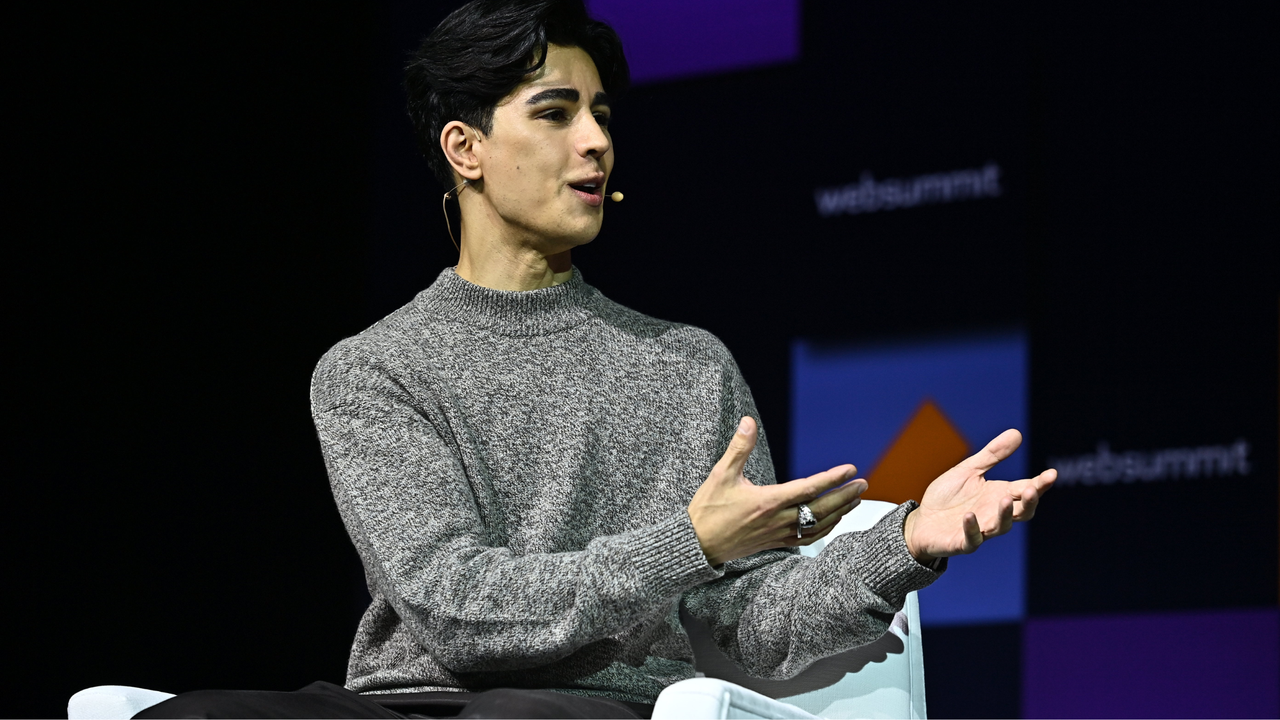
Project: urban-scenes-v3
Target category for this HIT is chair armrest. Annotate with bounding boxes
[653,678,820,720]
[69,685,175,720]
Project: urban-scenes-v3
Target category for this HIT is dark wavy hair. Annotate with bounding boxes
[405,0,629,189]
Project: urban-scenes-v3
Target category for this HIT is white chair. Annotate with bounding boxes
[69,501,923,720]
[653,500,926,720]
[68,685,175,720]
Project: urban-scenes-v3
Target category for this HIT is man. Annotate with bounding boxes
[138,1,1054,717]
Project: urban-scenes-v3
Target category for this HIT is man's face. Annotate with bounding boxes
[475,44,614,250]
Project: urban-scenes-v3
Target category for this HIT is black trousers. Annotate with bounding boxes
[133,681,653,719]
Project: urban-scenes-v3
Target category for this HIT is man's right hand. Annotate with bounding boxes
[688,416,867,566]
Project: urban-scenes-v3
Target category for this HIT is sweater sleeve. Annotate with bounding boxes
[680,351,943,680]
[311,339,722,673]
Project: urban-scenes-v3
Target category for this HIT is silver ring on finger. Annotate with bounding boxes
[797,503,818,538]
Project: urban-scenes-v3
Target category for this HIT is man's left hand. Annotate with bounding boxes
[903,429,1057,564]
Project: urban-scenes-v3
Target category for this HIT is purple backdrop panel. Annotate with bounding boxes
[585,0,800,84]
[1023,608,1280,719]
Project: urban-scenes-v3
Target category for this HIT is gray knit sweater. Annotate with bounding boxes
[310,267,940,703]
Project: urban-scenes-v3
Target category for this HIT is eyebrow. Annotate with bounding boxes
[525,88,612,108]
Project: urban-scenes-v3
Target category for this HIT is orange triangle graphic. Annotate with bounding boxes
[863,399,971,505]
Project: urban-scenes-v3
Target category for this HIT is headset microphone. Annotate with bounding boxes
[610,191,623,202]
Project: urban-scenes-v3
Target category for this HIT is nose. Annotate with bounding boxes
[577,114,611,159]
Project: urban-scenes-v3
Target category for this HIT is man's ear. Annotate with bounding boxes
[440,121,484,183]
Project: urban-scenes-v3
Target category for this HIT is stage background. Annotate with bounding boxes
[10,1,1277,718]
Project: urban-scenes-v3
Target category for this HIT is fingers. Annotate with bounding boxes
[1010,468,1057,521]
[993,495,1014,536]
[714,416,758,480]
[810,477,867,516]
[746,474,861,546]
[786,522,837,547]
[817,475,866,499]
[772,464,859,507]
[1013,483,1039,521]
[962,512,983,552]
[761,469,860,535]
[744,514,842,555]
[961,428,1023,474]
[759,486,863,549]
[782,511,846,548]
[971,494,1014,539]
[790,488,862,540]
[807,495,860,534]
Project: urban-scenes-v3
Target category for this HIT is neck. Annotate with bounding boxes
[452,190,576,291]
[456,243,573,291]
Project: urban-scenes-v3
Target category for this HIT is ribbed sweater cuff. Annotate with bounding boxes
[845,501,944,600]
[628,512,723,600]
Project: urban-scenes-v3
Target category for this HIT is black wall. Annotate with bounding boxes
[12,6,379,718]
[1025,3,1278,617]
[10,2,1276,718]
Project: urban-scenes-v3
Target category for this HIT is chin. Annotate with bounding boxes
[560,220,603,247]
[533,229,598,257]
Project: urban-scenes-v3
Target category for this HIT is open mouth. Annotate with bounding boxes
[568,181,604,206]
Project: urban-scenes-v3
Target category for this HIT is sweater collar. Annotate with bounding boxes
[416,266,600,336]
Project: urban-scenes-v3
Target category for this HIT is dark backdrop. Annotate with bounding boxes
[10,2,1276,718]
[11,5,378,718]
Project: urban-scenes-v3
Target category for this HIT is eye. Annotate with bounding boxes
[538,108,570,122]
[593,111,611,128]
